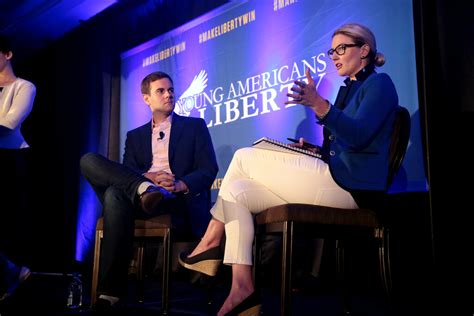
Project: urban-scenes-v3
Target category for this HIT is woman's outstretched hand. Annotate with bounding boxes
[285,68,329,117]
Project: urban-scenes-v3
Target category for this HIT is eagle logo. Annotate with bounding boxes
[174,70,208,116]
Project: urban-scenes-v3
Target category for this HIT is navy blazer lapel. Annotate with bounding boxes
[169,114,184,164]
[141,121,153,168]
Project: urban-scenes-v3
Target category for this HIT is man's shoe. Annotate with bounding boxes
[94,297,123,314]
[139,186,175,214]
[178,246,223,276]
[0,266,31,301]
[95,298,114,311]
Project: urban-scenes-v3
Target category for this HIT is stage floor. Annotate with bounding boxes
[0,267,394,316]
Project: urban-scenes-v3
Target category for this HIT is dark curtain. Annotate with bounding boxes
[413,0,474,314]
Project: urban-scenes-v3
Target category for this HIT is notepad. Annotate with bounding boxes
[252,137,322,159]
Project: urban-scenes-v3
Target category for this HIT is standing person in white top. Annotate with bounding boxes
[0,35,36,148]
[0,34,35,301]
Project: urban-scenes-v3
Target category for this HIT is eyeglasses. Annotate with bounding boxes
[327,43,360,57]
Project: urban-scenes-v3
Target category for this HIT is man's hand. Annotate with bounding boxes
[143,171,189,193]
[173,180,189,194]
[143,171,174,190]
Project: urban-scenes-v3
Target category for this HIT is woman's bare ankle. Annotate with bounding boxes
[189,239,220,257]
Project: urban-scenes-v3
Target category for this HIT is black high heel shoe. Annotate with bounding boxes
[178,246,223,276]
[224,290,261,316]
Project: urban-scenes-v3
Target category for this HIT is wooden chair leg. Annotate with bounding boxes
[281,221,293,316]
[377,227,392,297]
[161,228,171,315]
[252,230,259,288]
[336,239,351,315]
[91,229,102,306]
[136,242,145,303]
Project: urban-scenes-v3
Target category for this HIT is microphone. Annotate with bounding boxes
[158,131,165,140]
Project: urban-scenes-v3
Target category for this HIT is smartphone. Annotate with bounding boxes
[287,137,318,149]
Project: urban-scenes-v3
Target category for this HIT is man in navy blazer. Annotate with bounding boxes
[123,111,219,237]
[80,71,218,309]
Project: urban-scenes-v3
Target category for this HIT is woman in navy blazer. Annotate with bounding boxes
[179,23,399,316]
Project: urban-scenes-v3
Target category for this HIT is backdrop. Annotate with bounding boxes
[120,0,426,197]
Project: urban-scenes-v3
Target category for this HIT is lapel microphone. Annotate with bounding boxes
[158,131,165,140]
